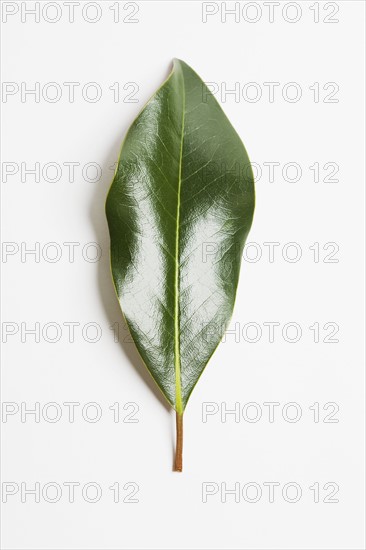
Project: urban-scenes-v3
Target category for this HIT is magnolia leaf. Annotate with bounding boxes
[106,59,255,470]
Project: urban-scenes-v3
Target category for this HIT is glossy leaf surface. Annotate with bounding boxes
[106,59,255,413]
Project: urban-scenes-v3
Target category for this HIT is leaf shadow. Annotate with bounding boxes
[89,130,171,414]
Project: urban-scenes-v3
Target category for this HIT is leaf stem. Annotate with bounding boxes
[174,412,183,472]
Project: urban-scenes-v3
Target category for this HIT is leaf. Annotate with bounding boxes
[106,59,255,470]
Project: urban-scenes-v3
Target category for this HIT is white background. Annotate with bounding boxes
[1,1,365,549]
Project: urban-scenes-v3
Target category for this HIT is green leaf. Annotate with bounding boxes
[106,59,255,459]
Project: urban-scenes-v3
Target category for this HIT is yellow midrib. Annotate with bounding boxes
[174,70,185,415]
